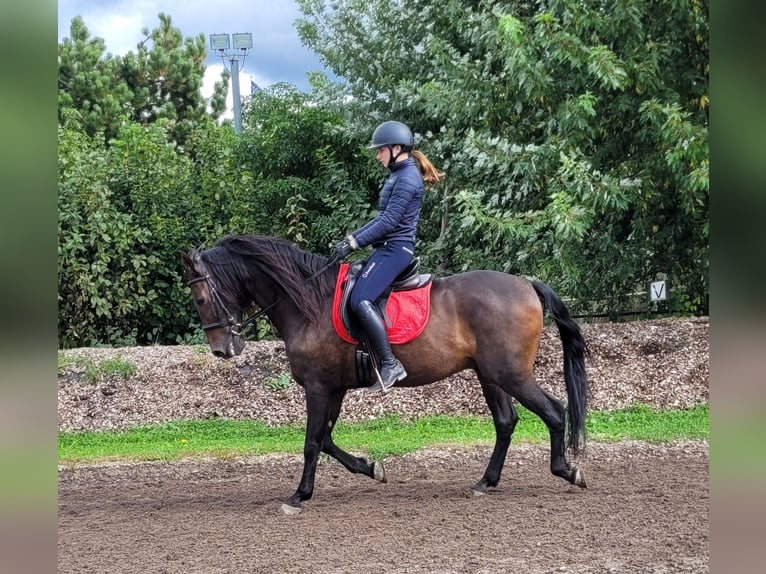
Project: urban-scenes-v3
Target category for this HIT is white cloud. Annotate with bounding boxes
[59,1,157,55]
[86,13,146,55]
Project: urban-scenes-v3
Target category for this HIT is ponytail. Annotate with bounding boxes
[411,150,445,188]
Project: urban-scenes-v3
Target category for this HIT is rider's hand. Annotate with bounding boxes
[332,236,357,260]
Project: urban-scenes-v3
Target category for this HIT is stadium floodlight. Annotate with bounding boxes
[232,33,253,50]
[209,31,252,134]
[209,33,230,50]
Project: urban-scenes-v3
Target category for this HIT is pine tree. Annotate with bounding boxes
[58,13,229,146]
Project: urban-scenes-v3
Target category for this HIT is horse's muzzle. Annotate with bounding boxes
[210,335,245,359]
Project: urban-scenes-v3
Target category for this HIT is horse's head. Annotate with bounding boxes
[182,249,246,359]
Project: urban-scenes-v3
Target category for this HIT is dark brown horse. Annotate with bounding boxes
[182,234,589,514]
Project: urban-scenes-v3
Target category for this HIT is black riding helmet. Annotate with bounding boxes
[368,121,414,168]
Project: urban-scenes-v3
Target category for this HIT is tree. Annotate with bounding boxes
[57,112,202,348]
[57,81,378,347]
[296,0,709,314]
[234,83,381,250]
[58,13,229,146]
[58,13,240,346]
[57,16,131,141]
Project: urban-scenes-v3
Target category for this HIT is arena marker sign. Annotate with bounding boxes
[650,280,668,301]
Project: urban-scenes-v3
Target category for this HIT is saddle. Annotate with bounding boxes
[332,258,433,386]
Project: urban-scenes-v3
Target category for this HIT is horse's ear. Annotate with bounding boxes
[180,250,199,270]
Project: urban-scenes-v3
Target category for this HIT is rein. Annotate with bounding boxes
[188,253,339,338]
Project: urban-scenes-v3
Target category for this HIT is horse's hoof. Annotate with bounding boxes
[373,460,387,483]
[281,503,302,515]
[472,479,488,495]
[573,467,587,489]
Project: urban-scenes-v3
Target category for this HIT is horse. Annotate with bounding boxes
[182,234,589,514]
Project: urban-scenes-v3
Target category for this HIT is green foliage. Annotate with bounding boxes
[57,17,130,142]
[57,79,378,346]
[59,123,153,346]
[85,357,137,384]
[263,373,294,391]
[58,117,204,347]
[57,351,83,377]
[57,3,708,347]
[297,0,709,314]
[57,12,241,346]
[233,83,380,251]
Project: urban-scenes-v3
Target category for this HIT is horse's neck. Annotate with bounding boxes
[271,298,337,353]
[250,278,304,342]
[247,255,332,342]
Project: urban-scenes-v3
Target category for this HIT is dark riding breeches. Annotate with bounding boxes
[349,241,414,313]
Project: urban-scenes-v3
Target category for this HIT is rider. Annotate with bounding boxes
[332,120,444,393]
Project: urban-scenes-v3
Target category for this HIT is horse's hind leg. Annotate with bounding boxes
[509,378,585,488]
[473,380,519,494]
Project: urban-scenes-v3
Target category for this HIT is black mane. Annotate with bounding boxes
[200,235,339,324]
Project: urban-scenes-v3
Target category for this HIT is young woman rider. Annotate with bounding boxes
[332,120,444,393]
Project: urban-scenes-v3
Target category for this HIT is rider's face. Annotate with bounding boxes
[375,146,389,167]
[375,145,400,167]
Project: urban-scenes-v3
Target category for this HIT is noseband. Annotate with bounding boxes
[186,258,244,335]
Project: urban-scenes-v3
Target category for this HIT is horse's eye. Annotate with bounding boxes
[196,297,206,306]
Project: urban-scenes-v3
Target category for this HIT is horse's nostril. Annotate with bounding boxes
[212,350,225,358]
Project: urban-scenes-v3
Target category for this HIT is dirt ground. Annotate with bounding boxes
[59,318,709,572]
[58,440,708,574]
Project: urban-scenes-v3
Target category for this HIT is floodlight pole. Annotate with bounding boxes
[230,57,242,133]
[209,32,253,134]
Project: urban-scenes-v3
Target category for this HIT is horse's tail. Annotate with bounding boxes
[531,281,589,457]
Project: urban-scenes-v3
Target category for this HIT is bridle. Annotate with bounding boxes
[186,257,247,335]
[187,252,340,338]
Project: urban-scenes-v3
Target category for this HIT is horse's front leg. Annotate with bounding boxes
[282,386,334,514]
[319,386,385,481]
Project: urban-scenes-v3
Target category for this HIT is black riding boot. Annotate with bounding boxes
[355,300,407,393]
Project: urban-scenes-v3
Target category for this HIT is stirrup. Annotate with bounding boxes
[367,362,407,394]
[367,370,391,394]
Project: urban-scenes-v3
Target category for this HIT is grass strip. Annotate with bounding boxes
[58,404,708,465]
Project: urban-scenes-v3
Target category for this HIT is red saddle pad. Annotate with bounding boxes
[332,263,432,344]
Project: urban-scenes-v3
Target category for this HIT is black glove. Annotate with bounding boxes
[332,237,356,260]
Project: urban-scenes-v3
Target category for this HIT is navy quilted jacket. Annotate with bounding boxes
[351,157,424,248]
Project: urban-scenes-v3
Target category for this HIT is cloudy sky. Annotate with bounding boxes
[58,0,334,116]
